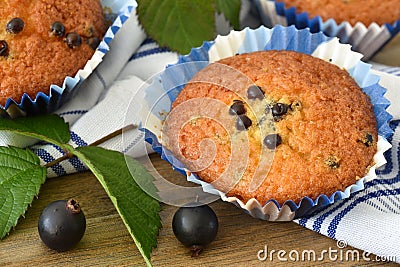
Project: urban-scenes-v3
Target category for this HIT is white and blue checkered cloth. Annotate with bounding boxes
[1,3,400,263]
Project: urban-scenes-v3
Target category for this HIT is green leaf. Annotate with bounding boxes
[0,147,46,239]
[216,0,241,29]
[137,0,215,54]
[0,114,70,148]
[74,147,161,267]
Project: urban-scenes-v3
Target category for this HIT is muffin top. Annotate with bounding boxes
[163,50,378,205]
[277,0,400,26]
[0,0,106,106]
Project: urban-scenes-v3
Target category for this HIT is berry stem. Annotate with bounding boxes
[44,153,73,168]
[190,245,204,257]
[43,124,137,168]
[88,124,137,147]
[66,198,82,214]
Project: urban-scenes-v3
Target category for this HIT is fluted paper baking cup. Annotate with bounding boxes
[142,25,393,221]
[1,0,136,117]
[253,0,400,61]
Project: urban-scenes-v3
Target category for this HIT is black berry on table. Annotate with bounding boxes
[172,204,218,256]
[38,198,86,252]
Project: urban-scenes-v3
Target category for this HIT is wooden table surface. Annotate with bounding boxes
[0,35,399,267]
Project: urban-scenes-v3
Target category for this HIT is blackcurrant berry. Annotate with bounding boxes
[236,114,252,131]
[6,18,24,34]
[87,36,100,50]
[229,100,246,116]
[272,103,289,117]
[38,198,86,252]
[0,40,9,57]
[172,204,218,256]
[50,22,65,37]
[65,32,82,48]
[263,133,282,149]
[247,85,265,100]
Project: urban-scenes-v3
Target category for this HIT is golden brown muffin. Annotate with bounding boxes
[163,50,378,205]
[0,0,106,106]
[277,0,400,26]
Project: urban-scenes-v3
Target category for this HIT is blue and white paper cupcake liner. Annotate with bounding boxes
[253,0,400,61]
[1,0,136,117]
[142,25,393,221]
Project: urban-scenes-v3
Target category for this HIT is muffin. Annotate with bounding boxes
[142,26,392,220]
[0,0,106,108]
[163,50,378,205]
[276,0,400,26]
[254,0,400,60]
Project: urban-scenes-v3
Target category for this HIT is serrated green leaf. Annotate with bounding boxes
[0,147,46,239]
[216,0,241,29]
[138,0,215,54]
[0,114,70,148]
[74,147,161,267]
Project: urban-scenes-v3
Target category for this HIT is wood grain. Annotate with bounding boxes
[0,154,396,266]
